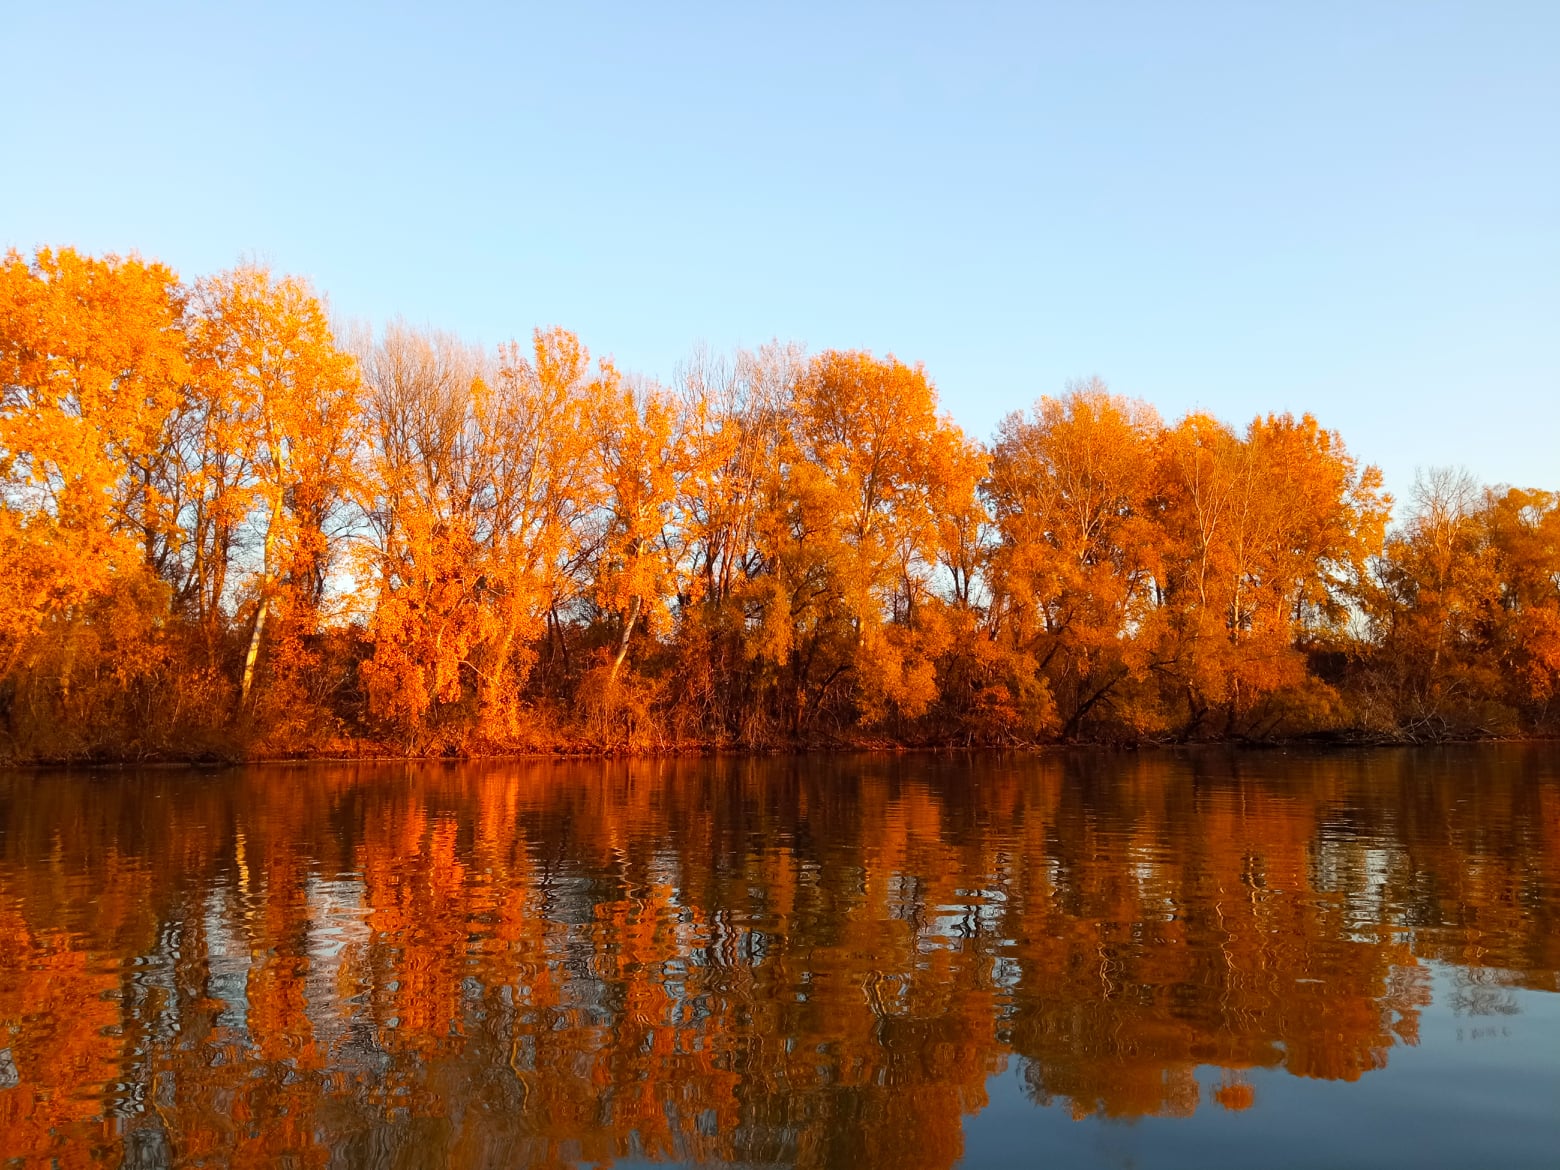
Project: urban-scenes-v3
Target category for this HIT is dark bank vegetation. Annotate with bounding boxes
[2,247,1557,760]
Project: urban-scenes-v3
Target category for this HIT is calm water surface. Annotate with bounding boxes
[1,748,1558,1168]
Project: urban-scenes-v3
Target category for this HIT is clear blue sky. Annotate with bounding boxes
[4,1,1556,508]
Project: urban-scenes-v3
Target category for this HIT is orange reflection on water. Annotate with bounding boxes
[0,748,1557,1168]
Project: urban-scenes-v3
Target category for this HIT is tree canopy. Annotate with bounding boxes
[2,246,1555,759]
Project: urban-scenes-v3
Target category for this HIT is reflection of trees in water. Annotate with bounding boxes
[1449,968,1522,1018]
[0,746,1555,1168]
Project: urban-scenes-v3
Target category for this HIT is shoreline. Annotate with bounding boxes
[7,732,1555,771]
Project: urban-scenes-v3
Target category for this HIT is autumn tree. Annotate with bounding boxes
[3,241,1554,757]
[354,322,492,738]
[665,344,796,741]
[586,369,681,686]
[1154,410,1388,737]
[1363,471,1560,736]
[0,247,189,754]
[357,326,606,746]
[1483,487,1560,723]
[985,382,1161,739]
[188,266,359,723]
[743,350,981,734]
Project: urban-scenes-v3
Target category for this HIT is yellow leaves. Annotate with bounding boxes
[1364,479,1560,730]
[1154,409,1389,717]
[0,246,187,542]
[0,248,196,751]
[987,384,1164,735]
[1492,487,1560,704]
[853,620,942,722]
[746,350,985,730]
[983,383,1395,737]
[190,264,361,585]
[358,510,499,731]
[357,324,689,739]
[795,350,947,553]
[587,368,680,625]
[1,243,1556,754]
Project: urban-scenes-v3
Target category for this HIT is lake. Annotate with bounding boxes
[0,747,1557,1168]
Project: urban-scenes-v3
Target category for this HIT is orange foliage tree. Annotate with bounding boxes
[0,242,1554,759]
[188,265,360,732]
[0,247,189,754]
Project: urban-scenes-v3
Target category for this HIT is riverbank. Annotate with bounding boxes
[7,726,1552,768]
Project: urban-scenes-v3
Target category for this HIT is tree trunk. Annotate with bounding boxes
[607,595,641,686]
[239,491,285,710]
[239,595,269,709]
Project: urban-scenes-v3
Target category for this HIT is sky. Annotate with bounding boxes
[3,1,1556,510]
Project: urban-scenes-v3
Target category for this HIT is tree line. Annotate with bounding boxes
[2,247,1556,759]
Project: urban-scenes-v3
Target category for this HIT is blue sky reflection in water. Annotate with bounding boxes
[0,747,1557,1167]
[962,966,1560,1169]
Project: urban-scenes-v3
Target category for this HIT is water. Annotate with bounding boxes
[0,747,1557,1168]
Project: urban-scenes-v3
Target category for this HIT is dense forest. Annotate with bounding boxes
[1,246,1557,760]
